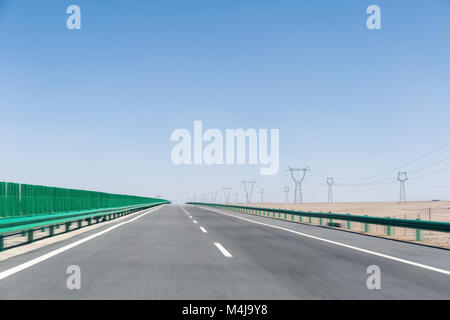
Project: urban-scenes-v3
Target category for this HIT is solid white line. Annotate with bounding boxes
[214,242,233,258]
[0,205,167,281]
[193,220,198,224]
[200,226,208,233]
[196,206,450,276]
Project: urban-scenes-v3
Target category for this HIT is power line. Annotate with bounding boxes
[407,155,450,174]
[347,142,450,184]
[409,165,450,180]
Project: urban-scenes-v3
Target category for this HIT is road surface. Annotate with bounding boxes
[0,204,449,299]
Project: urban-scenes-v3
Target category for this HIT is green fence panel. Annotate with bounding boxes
[0,181,163,218]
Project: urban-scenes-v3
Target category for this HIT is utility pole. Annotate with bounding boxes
[212,191,218,203]
[287,167,309,203]
[397,172,407,203]
[326,177,335,203]
[222,187,232,203]
[242,180,256,203]
[260,188,265,203]
[284,186,290,203]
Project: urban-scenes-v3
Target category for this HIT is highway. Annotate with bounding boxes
[0,204,449,299]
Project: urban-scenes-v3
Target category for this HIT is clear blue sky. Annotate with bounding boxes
[1,0,449,203]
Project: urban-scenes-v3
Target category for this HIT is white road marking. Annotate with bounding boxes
[193,220,198,224]
[214,242,233,258]
[0,205,167,281]
[179,205,193,219]
[200,226,208,233]
[195,206,450,276]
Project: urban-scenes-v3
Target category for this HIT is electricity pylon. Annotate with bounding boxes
[397,172,408,203]
[242,180,256,203]
[222,187,232,203]
[260,188,265,203]
[287,167,309,203]
[284,186,290,203]
[326,177,335,203]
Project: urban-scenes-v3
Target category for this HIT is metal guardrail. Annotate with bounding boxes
[0,201,170,252]
[187,203,450,238]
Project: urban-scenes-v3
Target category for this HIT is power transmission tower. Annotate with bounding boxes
[397,172,408,203]
[260,188,265,203]
[242,180,256,203]
[222,187,232,203]
[284,186,290,203]
[287,167,309,203]
[326,177,335,203]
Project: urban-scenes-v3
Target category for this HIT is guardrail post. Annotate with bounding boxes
[49,225,54,236]
[364,215,369,232]
[416,219,421,241]
[78,220,82,228]
[0,235,4,252]
[329,212,333,226]
[300,215,303,222]
[309,216,312,223]
[386,217,391,236]
[347,214,351,230]
[320,217,323,225]
[27,230,34,243]
[65,222,71,233]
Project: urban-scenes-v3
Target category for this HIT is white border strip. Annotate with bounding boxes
[195,205,450,276]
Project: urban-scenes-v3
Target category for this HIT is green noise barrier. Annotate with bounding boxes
[0,181,164,218]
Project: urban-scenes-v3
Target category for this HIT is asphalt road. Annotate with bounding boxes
[0,204,449,299]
